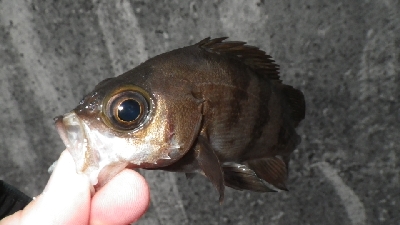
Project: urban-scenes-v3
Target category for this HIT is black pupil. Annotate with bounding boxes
[117,99,141,122]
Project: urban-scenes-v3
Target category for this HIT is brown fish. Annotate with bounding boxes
[54,37,305,202]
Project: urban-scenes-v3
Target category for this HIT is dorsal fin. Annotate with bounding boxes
[197,37,305,126]
[280,84,306,127]
[196,37,281,82]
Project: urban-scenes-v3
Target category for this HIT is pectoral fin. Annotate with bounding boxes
[196,135,225,203]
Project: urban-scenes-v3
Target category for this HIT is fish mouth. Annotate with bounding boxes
[54,113,86,150]
[54,112,131,189]
[54,115,72,149]
[54,112,100,185]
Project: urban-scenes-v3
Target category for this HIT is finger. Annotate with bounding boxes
[2,150,91,225]
[90,169,150,225]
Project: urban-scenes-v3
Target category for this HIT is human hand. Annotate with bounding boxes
[0,150,150,225]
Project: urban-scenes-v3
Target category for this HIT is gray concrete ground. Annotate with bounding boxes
[0,1,399,224]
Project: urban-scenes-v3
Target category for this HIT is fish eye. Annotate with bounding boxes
[105,90,149,130]
[117,99,141,122]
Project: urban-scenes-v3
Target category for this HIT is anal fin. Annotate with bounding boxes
[247,157,289,191]
[196,136,225,203]
[223,162,276,192]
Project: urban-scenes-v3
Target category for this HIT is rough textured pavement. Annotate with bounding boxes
[0,1,399,224]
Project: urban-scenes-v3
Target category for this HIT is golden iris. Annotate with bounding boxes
[103,86,150,131]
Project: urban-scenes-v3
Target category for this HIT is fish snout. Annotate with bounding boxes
[54,114,70,148]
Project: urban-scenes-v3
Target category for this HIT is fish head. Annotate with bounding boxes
[55,67,203,188]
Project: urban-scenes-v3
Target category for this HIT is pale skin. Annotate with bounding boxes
[0,151,150,225]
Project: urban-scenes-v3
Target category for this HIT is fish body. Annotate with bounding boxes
[55,37,305,202]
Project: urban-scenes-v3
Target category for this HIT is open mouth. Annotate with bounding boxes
[54,112,119,187]
[54,111,131,189]
[54,112,86,150]
[54,112,100,183]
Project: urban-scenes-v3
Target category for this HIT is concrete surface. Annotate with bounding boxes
[0,0,399,224]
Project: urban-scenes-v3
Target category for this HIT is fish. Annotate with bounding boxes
[54,37,305,202]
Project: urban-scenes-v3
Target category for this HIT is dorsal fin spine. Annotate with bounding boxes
[196,37,281,82]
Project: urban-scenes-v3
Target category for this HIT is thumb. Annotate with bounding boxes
[1,150,91,225]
